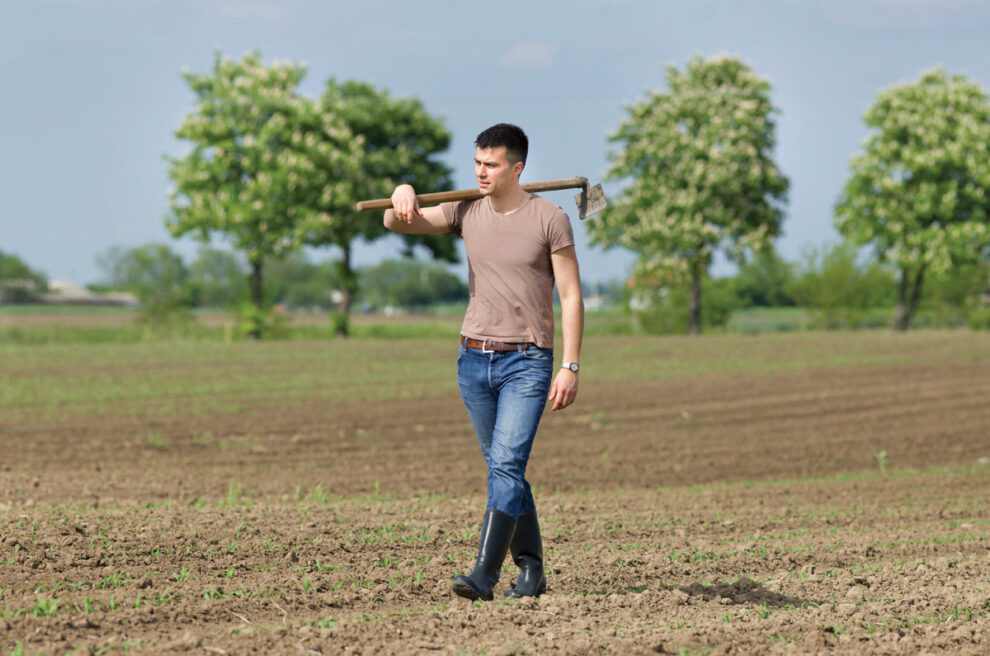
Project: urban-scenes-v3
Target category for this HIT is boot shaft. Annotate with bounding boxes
[476,509,516,575]
[452,509,517,601]
[509,510,543,567]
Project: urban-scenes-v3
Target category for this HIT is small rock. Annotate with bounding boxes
[846,585,867,599]
[177,630,199,648]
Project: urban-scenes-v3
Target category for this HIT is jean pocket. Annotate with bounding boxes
[457,344,466,361]
[521,346,553,361]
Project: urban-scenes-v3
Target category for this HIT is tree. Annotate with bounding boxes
[358,259,467,310]
[296,80,456,335]
[589,55,789,334]
[0,250,47,303]
[788,241,897,329]
[188,247,247,308]
[97,244,190,323]
[733,247,796,308]
[631,275,741,335]
[836,68,990,331]
[166,51,360,337]
[266,252,341,309]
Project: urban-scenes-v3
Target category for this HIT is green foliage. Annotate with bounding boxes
[590,54,789,287]
[166,51,361,336]
[235,302,288,340]
[969,306,990,330]
[166,56,456,339]
[357,259,467,310]
[295,79,456,331]
[733,248,796,307]
[302,79,457,262]
[188,247,247,309]
[915,263,990,327]
[0,250,48,302]
[96,243,192,327]
[788,241,897,328]
[265,252,340,309]
[169,51,315,258]
[837,68,990,272]
[836,68,990,328]
[632,275,741,334]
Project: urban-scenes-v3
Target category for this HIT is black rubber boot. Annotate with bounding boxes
[504,510,547,598]
[451,509,516,601]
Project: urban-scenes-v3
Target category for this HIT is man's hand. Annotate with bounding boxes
[548,368,578,411]
[391,184,423,224]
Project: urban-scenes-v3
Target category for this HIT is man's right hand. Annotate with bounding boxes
[383,185,449,235]
[391,184,423,224]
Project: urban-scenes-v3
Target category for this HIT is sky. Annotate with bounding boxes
[3,0,990,286]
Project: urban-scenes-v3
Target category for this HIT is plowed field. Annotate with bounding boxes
[2,330,989,654]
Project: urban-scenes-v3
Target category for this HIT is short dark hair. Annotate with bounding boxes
[475,123,528,165]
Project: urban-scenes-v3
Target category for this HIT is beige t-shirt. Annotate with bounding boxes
[441,194,575,348]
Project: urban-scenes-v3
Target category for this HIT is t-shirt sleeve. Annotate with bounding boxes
[440,201,464,237]
[547,206,575,253]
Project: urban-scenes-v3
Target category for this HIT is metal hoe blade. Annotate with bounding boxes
[574,183,607,220]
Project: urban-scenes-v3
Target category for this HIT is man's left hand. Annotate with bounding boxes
[548,369,578,411]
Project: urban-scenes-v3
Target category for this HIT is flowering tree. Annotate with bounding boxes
[836,68,990,330]
[589,55,788,333]
[166,51,359,337]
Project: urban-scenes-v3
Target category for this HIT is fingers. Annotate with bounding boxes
[394,201,422,223]
[548,375,578,411]
[390,187,422,223]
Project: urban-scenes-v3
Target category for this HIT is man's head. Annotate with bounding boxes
[474,124,528,197]
[475,123,528,166]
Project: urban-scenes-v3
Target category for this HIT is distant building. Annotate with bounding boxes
[41,281,138,307]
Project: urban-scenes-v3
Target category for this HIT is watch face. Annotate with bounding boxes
[568,363,579,373]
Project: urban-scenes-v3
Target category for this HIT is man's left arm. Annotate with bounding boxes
[548,245,584,411]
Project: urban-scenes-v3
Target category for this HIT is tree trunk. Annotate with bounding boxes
[334,243,357,338]
[893,268,909,331]
[249,258,264,339]
[689,268,702,335]
[893,266,925,332]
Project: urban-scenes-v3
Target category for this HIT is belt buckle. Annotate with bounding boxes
[481,339,495,354]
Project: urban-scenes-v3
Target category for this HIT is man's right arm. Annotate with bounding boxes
[383,184,450,235]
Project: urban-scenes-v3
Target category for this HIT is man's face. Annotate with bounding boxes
[474,146,523,196]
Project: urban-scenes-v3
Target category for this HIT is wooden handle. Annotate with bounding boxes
[355,177,589,212]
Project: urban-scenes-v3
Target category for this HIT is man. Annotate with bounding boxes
[384,123,584,601]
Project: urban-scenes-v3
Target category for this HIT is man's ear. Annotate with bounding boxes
[513,160,525,178]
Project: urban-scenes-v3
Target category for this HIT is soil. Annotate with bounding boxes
[1,332,989,654]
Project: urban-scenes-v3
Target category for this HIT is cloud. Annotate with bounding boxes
[500,41,557,70]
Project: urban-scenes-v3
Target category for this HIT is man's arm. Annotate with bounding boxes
[383,184,450,234]
[548,245,584,411]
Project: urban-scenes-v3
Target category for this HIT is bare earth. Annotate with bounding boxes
[1,331,989,654]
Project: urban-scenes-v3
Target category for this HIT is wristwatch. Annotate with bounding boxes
[562,362,580,373]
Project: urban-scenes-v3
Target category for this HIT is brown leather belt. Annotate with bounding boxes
[461,335,535,352]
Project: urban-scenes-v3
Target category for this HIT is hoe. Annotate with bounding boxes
[355,177,607,220]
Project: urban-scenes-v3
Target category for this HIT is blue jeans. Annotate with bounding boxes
[457,342,554,520]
